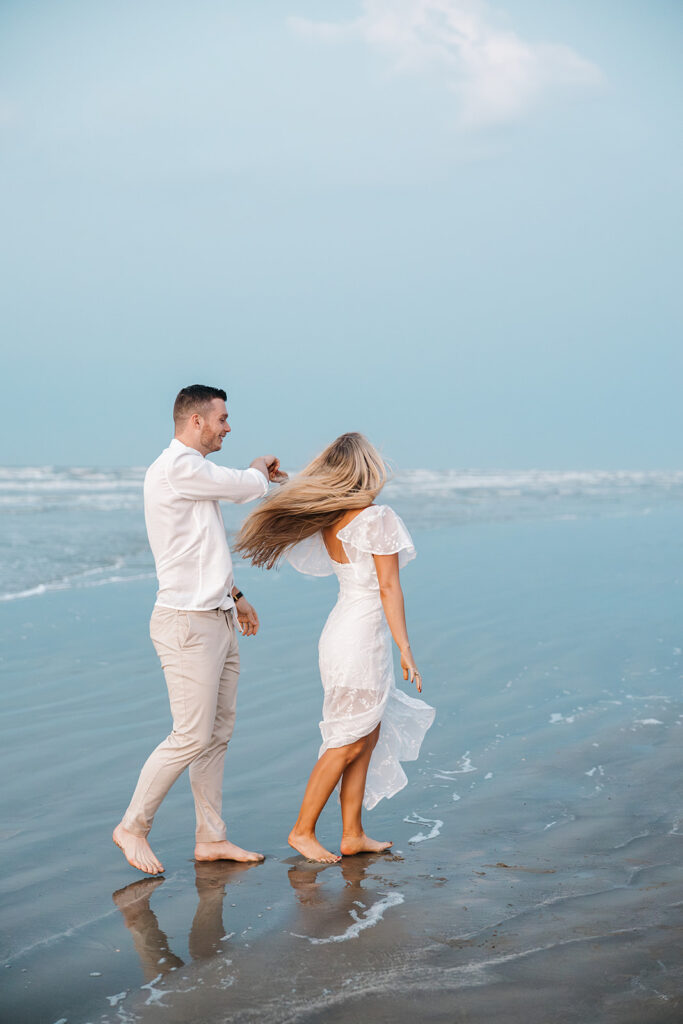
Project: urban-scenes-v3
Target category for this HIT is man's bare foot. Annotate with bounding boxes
[113,823,164,875]
[194,839,264,863]
[340,833,393,856]
[288,829,341,863]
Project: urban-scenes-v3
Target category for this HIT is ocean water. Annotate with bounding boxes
[2,465,683,601]
[1,467,683,1023]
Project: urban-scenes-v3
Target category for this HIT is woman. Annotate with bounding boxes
[236,433,435,863]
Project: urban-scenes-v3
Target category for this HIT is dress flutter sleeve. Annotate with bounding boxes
[336,505,416,568]
[285,532,335,576]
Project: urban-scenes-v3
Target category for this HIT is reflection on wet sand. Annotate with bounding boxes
[287,854,402,942]
[112,861,259,979]
[189,861,255,959]
[111,878,183,981]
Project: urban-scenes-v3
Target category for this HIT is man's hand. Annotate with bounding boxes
[235,595,260,637]
[250,455,288,484]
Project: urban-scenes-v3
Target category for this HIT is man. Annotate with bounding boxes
[113,385,285,875]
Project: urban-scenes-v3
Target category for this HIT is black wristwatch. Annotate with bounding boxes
[233,590,244,602]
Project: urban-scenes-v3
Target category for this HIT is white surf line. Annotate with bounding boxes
[141,973,169,1007]
[0,570,155,602]
[443,925,645,979]
[626,694,671,701]
[106,991,128,1007]
[0,560,127,602]
[544,814,575,831]
[447,881,643,949]
[485,925,644,981]
[454,751,476,773]
[434,767,467,801]
[5,907,120,962]
[404,813,444,844]
[433,751,477,779]
[612,832,652,850]
[291,892,404,945]
[258,923,650,1024]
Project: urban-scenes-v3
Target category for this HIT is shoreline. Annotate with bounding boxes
[2,515,683,1022]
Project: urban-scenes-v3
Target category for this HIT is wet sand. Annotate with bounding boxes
[2,513,683,1022]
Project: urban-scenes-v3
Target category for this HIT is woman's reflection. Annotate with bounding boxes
[287,853,395,939]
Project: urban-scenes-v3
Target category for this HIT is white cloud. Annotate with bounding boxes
[289,0,604,126]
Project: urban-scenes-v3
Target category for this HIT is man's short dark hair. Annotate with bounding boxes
[173,385,227,424]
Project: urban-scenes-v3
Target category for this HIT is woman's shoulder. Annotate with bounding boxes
[334,503,389,536]
[340,503,394,525]
[336,505,416,564]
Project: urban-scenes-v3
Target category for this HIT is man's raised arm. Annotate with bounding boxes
[167,448,283,503]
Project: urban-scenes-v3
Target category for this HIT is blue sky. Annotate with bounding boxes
[1,0,681,470]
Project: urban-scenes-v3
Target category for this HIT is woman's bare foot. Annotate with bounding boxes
[340,833,393,856]
[288,829,341,863]
[194,839,264,863]
[113,823,164,875]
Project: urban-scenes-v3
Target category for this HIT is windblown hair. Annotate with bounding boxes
[235,433,388,569]
[173,385,227,424]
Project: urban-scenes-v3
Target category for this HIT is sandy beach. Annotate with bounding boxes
[2,475,683,1023]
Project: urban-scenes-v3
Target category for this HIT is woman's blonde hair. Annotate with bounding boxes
[235,432,388,569]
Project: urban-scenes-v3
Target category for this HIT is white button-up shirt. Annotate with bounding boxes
[144,439,268,611]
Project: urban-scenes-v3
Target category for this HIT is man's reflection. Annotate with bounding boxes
[112,861,258,978]
[112,877,184,980]
[189,861,254,959]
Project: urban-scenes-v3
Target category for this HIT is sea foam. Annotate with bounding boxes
[3,465,683,601]
[291,892,404,944]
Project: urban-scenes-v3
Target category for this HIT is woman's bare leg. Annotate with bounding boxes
[339,725,392,855]
[289,739,366,863]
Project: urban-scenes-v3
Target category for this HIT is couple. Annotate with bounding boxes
[113,385,434,873]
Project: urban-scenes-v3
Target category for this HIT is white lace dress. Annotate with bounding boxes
[287,505,435,809]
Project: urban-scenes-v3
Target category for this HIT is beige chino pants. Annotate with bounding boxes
[121,606,240,842]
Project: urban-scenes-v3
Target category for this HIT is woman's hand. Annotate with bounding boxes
[265,456,289,484]
[235,596,260,637]
[250,455,288,484]
[268,460,289,483]
[401,647,422,693]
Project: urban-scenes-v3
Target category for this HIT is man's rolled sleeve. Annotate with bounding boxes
[168,449,269,503]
